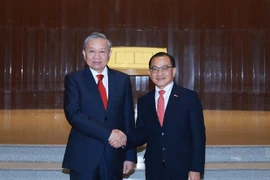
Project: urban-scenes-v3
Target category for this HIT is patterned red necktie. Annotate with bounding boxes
[157,90,165,126]
[96,74,107,109]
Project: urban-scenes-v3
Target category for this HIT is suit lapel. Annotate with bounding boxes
[82,68,97,92]
[167,85,181,108]
[163,85,181,126]
[148,90,162,127]
[82,68,105,109]
[107,67,117,110]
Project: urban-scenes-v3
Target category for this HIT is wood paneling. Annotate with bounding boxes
[0,0,269,110]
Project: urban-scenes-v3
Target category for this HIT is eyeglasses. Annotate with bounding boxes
[149,66,173,74]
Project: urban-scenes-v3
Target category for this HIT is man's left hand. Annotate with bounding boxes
[123,161,135,175]
[188,171,201,180]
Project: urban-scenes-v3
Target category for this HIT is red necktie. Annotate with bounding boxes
[157,90,165,126]
[97,74,107,109]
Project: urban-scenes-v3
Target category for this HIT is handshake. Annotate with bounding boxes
[108,129,127,148]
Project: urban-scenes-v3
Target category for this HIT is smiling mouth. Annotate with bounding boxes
[93,61,102,64]
[156,77,165,81]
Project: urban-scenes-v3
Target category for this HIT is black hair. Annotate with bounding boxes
[148,52,176,68]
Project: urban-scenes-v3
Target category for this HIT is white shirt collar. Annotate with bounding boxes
[155,81,174,95]
[89,66,108,81]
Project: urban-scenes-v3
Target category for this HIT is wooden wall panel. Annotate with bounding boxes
[0,0,269,110]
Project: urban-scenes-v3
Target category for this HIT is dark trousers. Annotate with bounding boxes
[69,155,122,180]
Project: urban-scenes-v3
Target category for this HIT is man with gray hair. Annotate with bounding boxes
[62,32,137,180]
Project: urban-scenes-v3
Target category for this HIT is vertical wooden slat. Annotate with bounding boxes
[0,0,269,110]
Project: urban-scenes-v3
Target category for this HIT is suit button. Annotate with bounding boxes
[161,133,164,136]
[162,148,166,151]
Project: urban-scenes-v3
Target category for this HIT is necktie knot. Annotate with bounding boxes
[159,90,165,96]
[97,74,104,81]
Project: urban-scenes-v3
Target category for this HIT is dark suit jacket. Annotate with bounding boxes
[127,84,206,180]
[62,67,137,175]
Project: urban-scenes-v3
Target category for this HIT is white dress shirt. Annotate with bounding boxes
[89,67,109,98]
[155,82,174,111]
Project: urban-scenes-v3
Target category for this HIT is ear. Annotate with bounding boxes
[148,69,151,77]
[173,67,177,77]
[148,70,153,80]
[82,50,86,59]
[109,49,112,58]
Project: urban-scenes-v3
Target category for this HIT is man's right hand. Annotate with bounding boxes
[108,129,126,148]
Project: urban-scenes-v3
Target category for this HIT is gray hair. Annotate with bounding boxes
[83,32,112,50]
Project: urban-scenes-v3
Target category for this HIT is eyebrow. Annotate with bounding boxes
[150,65,172,68]
[86,48,108,50]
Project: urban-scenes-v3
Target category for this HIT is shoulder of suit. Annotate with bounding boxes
[108,69,130,80]
[138,90,154,101]
[65,69,85,77]
[174,84,199,96]
[109,68,128,76]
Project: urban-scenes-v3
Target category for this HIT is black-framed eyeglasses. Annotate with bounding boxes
[149,66,173,74]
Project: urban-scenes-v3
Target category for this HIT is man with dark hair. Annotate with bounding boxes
[112,52,206,180]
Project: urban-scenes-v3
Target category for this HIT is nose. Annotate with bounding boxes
[93,52,101,58]
[156,69,164,74]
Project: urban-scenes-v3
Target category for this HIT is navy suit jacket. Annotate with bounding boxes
[127,84,206,179]
[62,67,137,174]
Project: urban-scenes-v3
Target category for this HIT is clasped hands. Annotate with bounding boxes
[108,129,126,148]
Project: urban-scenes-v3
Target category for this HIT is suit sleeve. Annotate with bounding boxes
[123,77,137,163]
[64,74,111,143]
[189,92,206,174]
[126,97,147,149]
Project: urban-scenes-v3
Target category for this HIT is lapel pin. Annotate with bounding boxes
[173,94,178,97]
